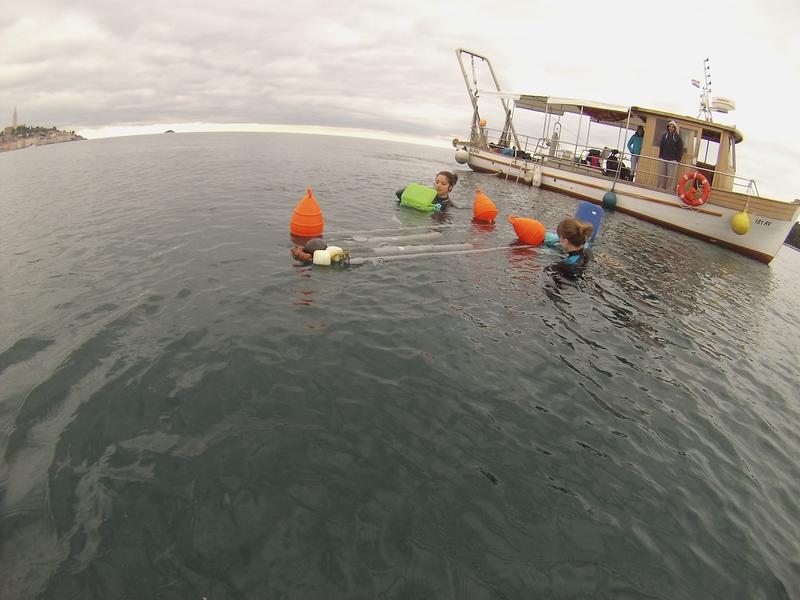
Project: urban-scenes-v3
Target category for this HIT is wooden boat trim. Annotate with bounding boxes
[540,183,773,263]
[544,173,724,216]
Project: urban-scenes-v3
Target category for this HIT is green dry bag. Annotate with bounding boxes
[400,183,438,212]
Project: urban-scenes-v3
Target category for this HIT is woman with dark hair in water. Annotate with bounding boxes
[432,171,458,209]
[396,171,459,211]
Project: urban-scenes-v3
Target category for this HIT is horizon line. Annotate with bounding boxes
[74,122,453,149]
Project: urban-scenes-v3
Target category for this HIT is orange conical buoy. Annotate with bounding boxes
[290,187,324,237]
[508,215,546,245]
[473,188,498,223]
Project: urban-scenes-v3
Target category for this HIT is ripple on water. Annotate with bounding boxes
[1,134,798,598]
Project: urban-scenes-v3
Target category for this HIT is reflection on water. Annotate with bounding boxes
[1,133,799,599]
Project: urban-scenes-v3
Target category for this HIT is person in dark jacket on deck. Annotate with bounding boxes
[658,121,684,191]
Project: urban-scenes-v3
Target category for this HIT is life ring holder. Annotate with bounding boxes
[677,171,711,207]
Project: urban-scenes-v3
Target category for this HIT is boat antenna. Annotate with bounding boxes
[696,58,713,122]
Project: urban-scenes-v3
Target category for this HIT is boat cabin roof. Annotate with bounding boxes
[633,106,743,144]
[478,90,743,143]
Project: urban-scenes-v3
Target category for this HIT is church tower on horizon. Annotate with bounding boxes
[12,106,17,127]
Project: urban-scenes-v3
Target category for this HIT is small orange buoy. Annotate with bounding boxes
[290,187,324,237]
[473,189,498,223]
[508,216,546,245]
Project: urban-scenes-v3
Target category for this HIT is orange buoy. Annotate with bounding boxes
[508,216,546,245]
[473,189,498,223]
[290,187,324,237]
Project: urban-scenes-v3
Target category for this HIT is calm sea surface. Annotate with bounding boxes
[1,133,799,599]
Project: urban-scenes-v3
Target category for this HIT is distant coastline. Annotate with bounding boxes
[1,125,84,152]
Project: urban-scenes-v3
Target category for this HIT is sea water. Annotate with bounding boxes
[1,133,799,599]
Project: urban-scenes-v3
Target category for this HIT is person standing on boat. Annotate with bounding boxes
[627,125,644,180]
[658,121,684,191]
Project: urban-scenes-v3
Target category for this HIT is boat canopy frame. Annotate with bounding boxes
[477,90,643,129]
[475,89,744,145]
[476,89,637,166]
[457,48,747,193]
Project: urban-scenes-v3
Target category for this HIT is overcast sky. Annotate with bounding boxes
[2,0,798,199]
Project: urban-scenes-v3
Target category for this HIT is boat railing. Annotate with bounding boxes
[620,153,764,195]
[733,177,760,198]
[469,128,764,197]
[542,141,624,173]
[470,127,630,168]
[469,125,550,161]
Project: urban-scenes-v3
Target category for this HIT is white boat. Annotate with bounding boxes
[452,49,800,263]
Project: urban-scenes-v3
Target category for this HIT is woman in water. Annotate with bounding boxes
[548,217,593,276]
[431,171,458,209]
[396,171,459,210]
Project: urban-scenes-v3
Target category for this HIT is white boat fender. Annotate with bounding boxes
[312,245,351,266]
[532,164,543,187]
[313,249,331,266]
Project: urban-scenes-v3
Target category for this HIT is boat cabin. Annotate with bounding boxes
[492,93,744,194]
[631,107,741,192]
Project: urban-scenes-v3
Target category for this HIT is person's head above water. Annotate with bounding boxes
[434,171,458,198]
[557,217,593,249]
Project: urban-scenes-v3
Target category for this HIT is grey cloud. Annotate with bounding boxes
[3,0,798,199]
[1,1,469,137]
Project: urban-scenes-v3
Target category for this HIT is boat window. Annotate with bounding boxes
[727,135,736,170]
[650,119,672,146]
[680,129,697,161]
[699,129,720,167]
[651,119,693,161]
[651,118,688,147]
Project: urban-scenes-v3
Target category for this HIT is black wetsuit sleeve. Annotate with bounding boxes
[548,250,589,276]
[396,187,406,202]
[552,260,580,276]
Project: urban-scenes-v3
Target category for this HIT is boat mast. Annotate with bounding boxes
[455,49,520,149]
[697,58,714,122]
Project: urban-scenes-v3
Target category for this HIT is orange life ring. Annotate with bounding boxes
[676,171,711,207]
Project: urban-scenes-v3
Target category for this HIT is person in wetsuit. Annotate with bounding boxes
[547,217,593,276]
[396,171,459,210]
